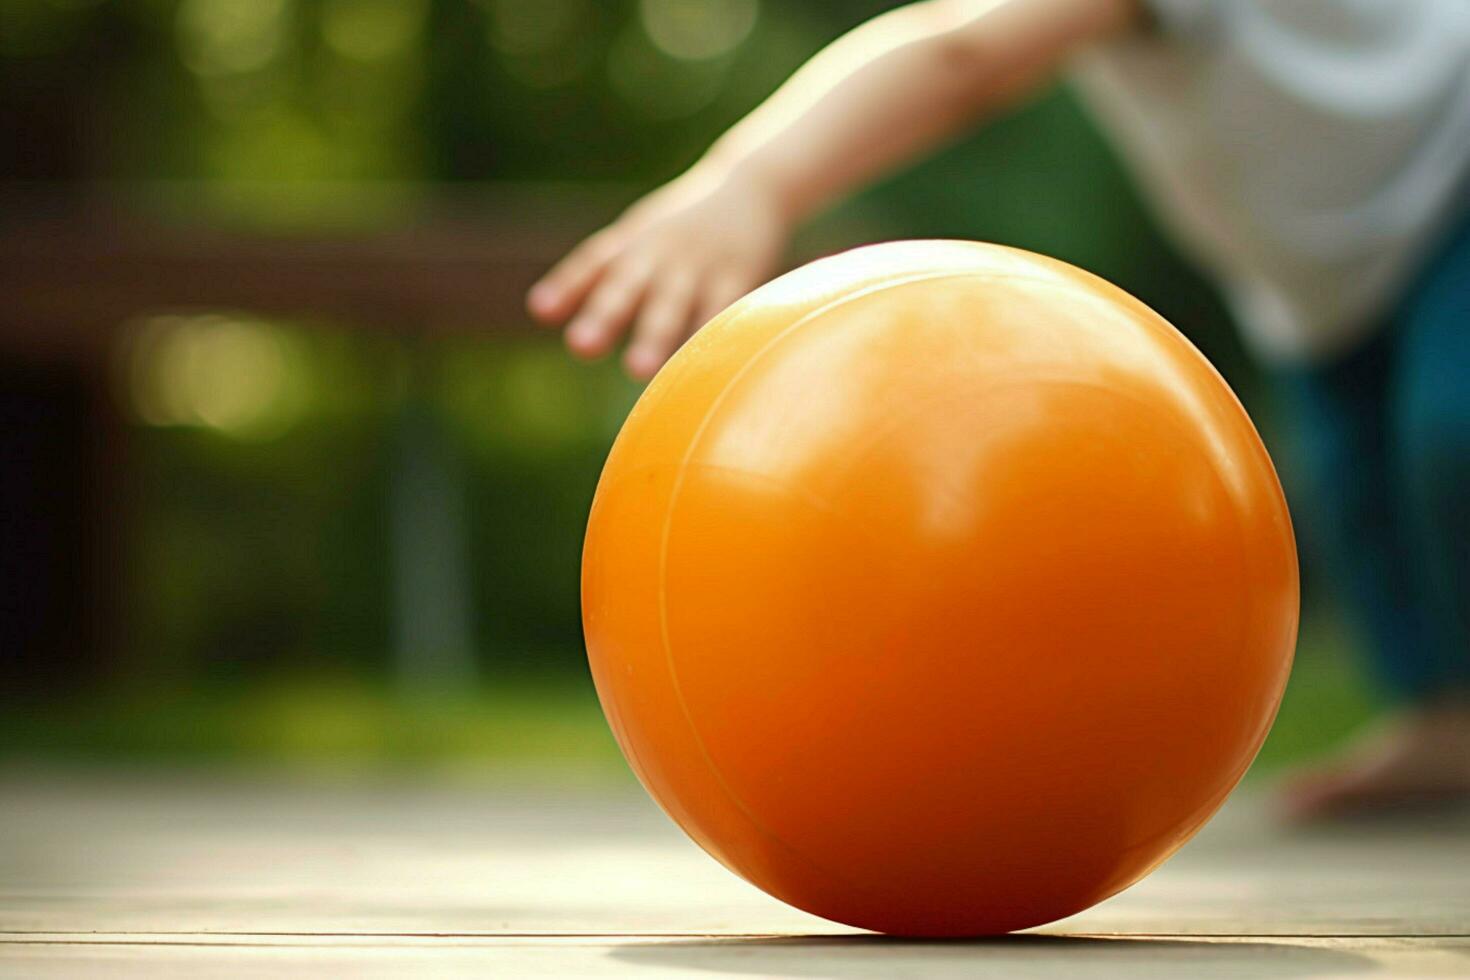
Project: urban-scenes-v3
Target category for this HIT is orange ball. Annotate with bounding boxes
[582,241,1297,936]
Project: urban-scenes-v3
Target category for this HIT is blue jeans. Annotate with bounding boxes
[1277,215,1470,702]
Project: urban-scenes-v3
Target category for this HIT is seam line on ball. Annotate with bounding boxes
[653,269,1036,894]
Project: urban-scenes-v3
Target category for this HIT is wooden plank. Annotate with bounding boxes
[3,936,1467,978]
[0,182,627,358]
[1,766,1466,976]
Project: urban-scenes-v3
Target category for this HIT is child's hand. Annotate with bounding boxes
[528,0,1135,380]
[527,166,788,380]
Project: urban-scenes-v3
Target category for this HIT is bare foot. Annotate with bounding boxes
[1277,698,1470,824]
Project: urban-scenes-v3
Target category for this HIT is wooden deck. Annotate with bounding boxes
[1,765,1466,977]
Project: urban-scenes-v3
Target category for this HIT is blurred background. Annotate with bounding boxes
[1,0,1371,780]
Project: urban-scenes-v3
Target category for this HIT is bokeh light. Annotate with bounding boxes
[484,0,589,55]
[484,0,595,89]
[321,0,427,63]
[607,24,728,119]
[128,313,309,440]
[638,0,758,61]
[176,0,290,77]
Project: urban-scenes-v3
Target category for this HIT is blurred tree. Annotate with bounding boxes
[0,0,1257,694]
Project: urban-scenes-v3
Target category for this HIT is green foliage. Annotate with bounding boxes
[0,0,1367,765]
[0,676,624,774]
[0,624,1377,774]
[1,0,836,186]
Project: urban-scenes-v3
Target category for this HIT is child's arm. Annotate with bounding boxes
[528,0,1140,378]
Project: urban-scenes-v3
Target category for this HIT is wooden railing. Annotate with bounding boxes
[0,182,625,690]
[0,183,629,357]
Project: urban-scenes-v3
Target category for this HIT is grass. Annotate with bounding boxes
[1,619,1379,780]
[0,674,626,781]
[1252,621,1378,772]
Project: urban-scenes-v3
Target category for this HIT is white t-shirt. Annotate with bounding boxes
[1071,0,1470,363]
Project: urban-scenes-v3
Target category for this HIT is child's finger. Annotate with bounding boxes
[528,231,619,324]
[564,267,653,358]
[624,272,697,379]
[693,273,752,331]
